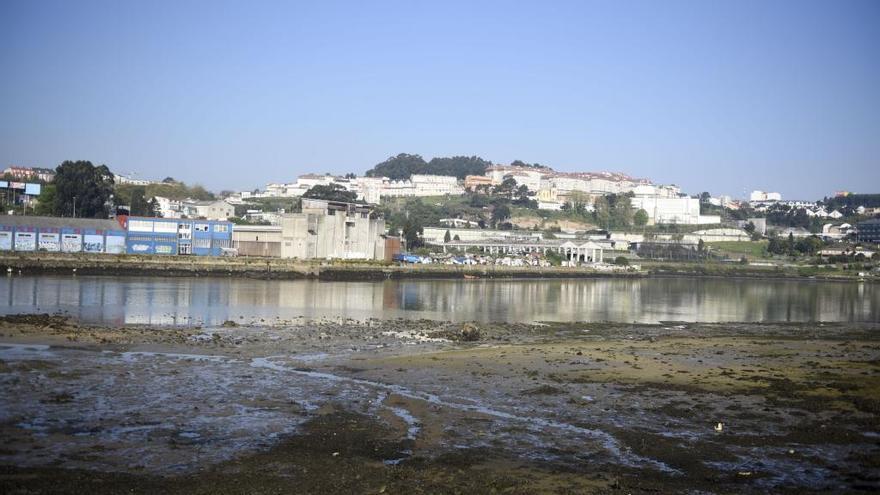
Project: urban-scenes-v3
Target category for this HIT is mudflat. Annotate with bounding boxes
[1,314,878,494]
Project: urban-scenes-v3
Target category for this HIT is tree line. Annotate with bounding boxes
[34,161,212,219]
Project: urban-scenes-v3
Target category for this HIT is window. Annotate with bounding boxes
[327,209,335,216]
[361,212,368,219]
[213,224,229,233]
[193,238,211,248]
[194,224,209,232]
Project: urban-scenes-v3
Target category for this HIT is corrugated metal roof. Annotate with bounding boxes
[0,215,124,231]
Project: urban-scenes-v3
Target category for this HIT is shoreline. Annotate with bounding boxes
[0,251,872,282]
[0,316,878,493]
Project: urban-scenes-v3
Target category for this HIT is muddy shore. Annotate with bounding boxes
[1,315,878,494]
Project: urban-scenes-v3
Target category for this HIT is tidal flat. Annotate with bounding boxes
[0,314,878,494]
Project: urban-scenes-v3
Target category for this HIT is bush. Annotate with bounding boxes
[739,256,749,265]
[614,256,630,266]
[544,251,563,266]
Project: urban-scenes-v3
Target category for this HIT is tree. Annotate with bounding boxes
[53,160,115,218]
[634,209,649,227]
[444,229,452,243]
[365,153,428,180]
[148,197,161,218]
[496,177,518,198]
[510,160,547,169]
[162,177,177,184]
[128,186,148,216]
[34,184,57,215]
[425,156,492,179]
[491,204,511,227]
[401,218,423,249]
[699,192,711,203]
[302,184,358,203]
[744,221,756,235]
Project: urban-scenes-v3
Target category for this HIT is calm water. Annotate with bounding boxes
[0,275,877,325]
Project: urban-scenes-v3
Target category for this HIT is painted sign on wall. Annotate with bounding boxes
[130,243,151,253]
[153,222,177,234]
[128,219,154,232]
[61,234,82,252]
[0,232,11,250]
[14,232,36,251]
[105,236,126,254]
[38,232,61,251]
[83,234,104,253]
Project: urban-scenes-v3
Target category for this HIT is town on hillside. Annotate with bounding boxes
[1,158,878,273]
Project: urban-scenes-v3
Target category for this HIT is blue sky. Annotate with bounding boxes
[1,0,878,199]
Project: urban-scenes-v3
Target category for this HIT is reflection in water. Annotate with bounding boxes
[0,275,877,326]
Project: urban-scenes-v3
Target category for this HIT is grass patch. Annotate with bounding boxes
[706,241,768,258]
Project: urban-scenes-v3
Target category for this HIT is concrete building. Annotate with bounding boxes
[630,195,719,225]
[186,200,235,221]
[232,225,282,257]
[464,175,494,191]
[280,199,386,260]
[0,215,126,253]
[124,217,232,255]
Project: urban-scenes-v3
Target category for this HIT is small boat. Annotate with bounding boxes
[463,274,479,280]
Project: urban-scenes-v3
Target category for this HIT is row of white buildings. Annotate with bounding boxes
[475,165,720,225]
[151,197,235,221]
[237,174,463,205]
[234,164,729,226]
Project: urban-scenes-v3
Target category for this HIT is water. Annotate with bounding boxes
[0,275,876,325]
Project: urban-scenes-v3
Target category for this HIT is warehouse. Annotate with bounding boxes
[122,216,233,256]
[0,215,126,253]
[232,225,282,257]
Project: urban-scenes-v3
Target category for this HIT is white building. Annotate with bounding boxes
[750,190,782,202]
[152,196,182,219]
[187,200,235,220]
[114,174,154,186]
[630,196,719,225]
[422,227,542,245]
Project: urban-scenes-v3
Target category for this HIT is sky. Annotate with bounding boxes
[1,0,878,200]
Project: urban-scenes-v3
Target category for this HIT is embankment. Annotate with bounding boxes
[0,252,869,282]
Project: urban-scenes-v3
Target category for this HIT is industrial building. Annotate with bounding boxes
[280,199,387,260]
[857,219,880,244]
[122,216,233,255]
[0,216,126,253]
[232,225,282,257]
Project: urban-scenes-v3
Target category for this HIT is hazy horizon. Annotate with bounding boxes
[2,0,878,200]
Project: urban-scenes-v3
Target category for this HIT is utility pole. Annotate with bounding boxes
[73,196,77,218]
